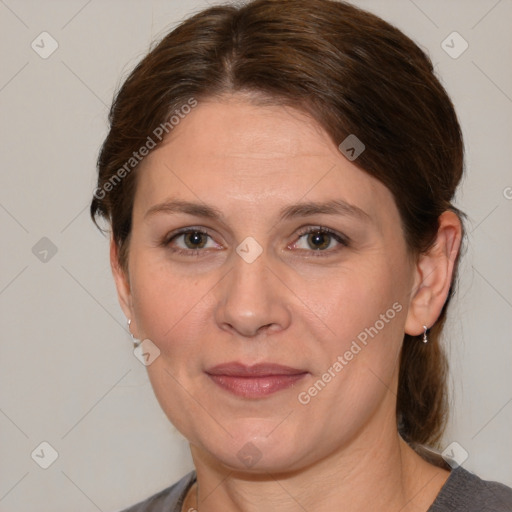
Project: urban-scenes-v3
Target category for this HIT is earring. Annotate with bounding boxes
[422,325,428,344]
[127,319,140,347]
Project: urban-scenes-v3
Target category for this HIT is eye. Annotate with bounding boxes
[180,231,210,249]
[162,228,220,255]
[290,227,349,253]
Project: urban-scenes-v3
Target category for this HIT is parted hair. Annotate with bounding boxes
[91,0,465,449]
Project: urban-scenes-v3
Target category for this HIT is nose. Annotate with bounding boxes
[214,250,292,338]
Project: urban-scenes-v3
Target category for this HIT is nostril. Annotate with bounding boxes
[257,323,278,335]
[220,321,278,338]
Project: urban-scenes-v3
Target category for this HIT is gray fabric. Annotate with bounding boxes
[428,467,512,511]
[120,467,512,511]
[119,471,195,512]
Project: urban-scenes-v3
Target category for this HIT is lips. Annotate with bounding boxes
[205,362,308,398]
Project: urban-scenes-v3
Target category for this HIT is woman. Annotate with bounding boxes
[91,0,512,510]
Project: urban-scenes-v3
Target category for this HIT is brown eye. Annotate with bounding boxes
[306,231,332,250]
[163,227,222,256]
[183,231,208,249]
[290,227,349,255]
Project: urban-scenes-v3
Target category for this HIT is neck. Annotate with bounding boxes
[188,421,449,512]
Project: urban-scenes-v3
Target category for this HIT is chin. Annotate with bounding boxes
[193,420,316,475]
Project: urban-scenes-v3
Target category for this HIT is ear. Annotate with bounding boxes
[405,211,462,336]
[110,236,133,323]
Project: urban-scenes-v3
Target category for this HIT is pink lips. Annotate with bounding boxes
[205,362,308,398]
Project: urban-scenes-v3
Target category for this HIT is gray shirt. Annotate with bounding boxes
[121,467,512,511]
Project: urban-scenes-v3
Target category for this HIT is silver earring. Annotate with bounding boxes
[422,325,428,344]
[127,319,140,347]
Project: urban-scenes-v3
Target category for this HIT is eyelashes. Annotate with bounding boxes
[160,227,219,256]
[161,226,350,258]
[292,226,350,253]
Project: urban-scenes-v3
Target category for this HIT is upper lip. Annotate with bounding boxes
[205,362,307,377]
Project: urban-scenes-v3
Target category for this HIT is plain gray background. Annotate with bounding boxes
[1,0,511,511]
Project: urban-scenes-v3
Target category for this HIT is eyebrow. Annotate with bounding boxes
[144,198,370,222]
[144,199,223,220]
[278,199,370,222]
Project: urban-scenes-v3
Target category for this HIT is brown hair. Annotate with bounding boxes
[91,0,464,449]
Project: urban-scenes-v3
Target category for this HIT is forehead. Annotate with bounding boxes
[174,97,328,158]
[133,97,398,229]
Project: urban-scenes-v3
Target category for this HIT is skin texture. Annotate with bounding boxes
[112,96,462,511]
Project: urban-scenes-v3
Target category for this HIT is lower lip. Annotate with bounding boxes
[207,373,307,398]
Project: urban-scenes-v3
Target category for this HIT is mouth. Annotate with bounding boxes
[205,362,309,398]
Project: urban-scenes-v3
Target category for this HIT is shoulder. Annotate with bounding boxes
[429,466,512,512]
[118,471,196,512]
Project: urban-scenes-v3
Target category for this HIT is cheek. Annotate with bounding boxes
[128,260,218,435]
[303,260,405,343]
[129,256,202,342]
[295,265,407,417]
[310,262,409,406]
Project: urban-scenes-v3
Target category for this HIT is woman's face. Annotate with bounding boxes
[118,96,418,473]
